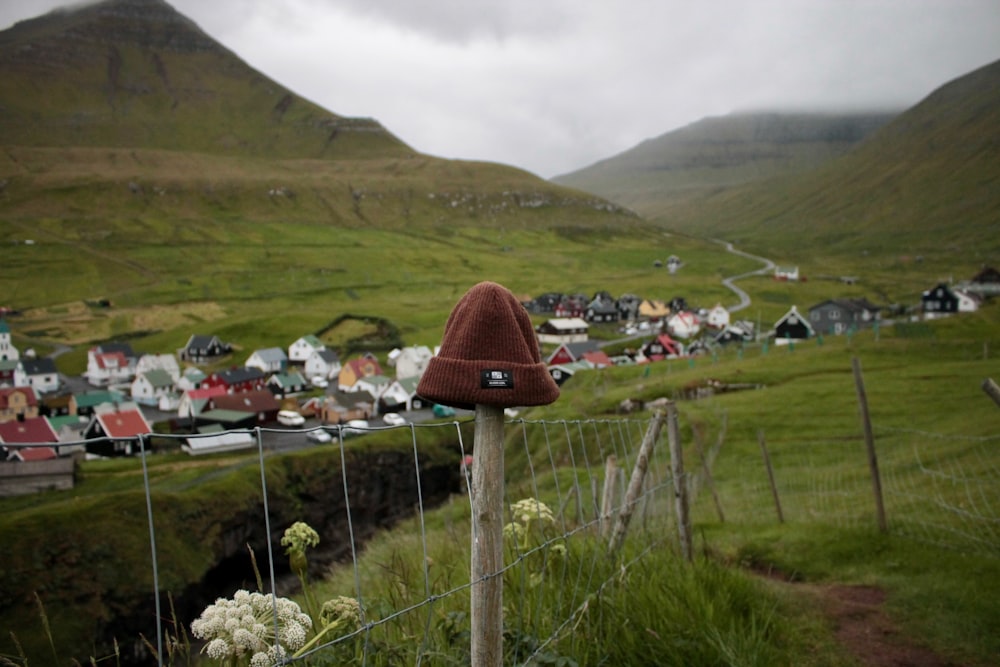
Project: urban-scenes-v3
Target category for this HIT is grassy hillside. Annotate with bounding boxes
[652,61,1000,266]
[553,111,896,216]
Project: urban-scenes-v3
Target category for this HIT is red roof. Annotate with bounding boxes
[13,446,58,461]
[581,350,614,368]
[186,386,227,400]
[0,417,58,444]
[96,409,151,438]
[96,352,128,370]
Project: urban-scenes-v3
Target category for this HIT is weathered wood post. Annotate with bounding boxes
[608,410,666,555]
[600,454,619,537]
[667,403,693,561]
[471,404,505,665]
[415,282,561,667]
[757,430,784,523]
[852,357,887,533]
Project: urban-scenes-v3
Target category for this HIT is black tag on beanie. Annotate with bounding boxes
[481,369,513,389]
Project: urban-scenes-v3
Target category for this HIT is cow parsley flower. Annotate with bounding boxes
[190,590,312,663]
[281,521,320,559]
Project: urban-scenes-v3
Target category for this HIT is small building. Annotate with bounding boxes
[304,348,342,382]
[536,318,589,344]
[714,321,755,346]
[267,371,308,398]
[638,334,683,361]
[210,390,281,426]
[338,357,384,391]
[86,348,134,387]
[135,354,181,382]
[381,376,421,412]
[546,340,602,366]
[393,345,434,380]
[202,367,267,394]
[705,304,731,330]
[86,404,152,457]
[177,386,227,419]
[288,335,326,364]
[318,390,375,424]
[667,311,701,339]
[130,369,176,406]
[0,386,40,423]
[71,389,127,416]
[178,334,232,364]
[774,266,800,281]
[547,361,594,386]
[808,299,881,335]
[772,306,815,343]
[245,347,288,374]
[921,283,960,316]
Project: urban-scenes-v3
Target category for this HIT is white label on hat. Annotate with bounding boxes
[481,369,513,389]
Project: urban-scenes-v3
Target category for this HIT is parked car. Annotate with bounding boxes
[277,410,305,427]
[306,427,333,443]
[382,412,406,426]
[432,404,456,418]
[343,419,368,435]
[310,376,329,389]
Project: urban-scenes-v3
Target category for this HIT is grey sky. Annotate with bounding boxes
[2,0,998,177]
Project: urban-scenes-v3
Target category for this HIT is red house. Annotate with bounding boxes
[202,367,267,394]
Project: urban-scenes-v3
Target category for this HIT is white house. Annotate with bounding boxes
[667,311,701,339]
[176,366,206,392]
[705,304,730,329]
[350,374,392,404]
[305,348,342,380]
[14,358,60,394]
[775,266,800,281]
[135,354,180,382]
[131,369,176,406]
[245,347,288,374]
[955,289,982,313]
[288,335,325,364]
[381,376,421,411]
[394,345,434,379]
[536,318,589,344]
[86,348,134,387]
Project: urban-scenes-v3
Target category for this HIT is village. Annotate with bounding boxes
[0,265,996,493]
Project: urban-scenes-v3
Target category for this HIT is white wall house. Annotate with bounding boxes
[14,358,60,394]
[288,335,325,364]
[0,319,19,362]
[667,312,701,339]
[394,345,434,379]
[305,349,342,380]
[705,304,731,329]
[245,347,288,374]
[131,369,176,406]
[135,354,180,382]
[87,349,134,387]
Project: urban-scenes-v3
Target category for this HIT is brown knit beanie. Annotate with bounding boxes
[417,281,560,410]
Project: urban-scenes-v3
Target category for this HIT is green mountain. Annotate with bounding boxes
[0,0,412,159]
[555,60,1000,267]
[553,111,897,215]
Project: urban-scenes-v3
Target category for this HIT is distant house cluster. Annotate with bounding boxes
[1,265,994,473]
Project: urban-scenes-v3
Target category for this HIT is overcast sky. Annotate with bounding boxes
[2,1,999,178]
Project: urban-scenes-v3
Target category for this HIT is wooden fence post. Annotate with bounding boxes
[607,410,666,556]
[852,357,888,533]
[756,430,784,524]
[983,378,1000,409]
[470,404,505,667]
[600,455,619,537]
[693,427,725,523]
[666,404,693,562]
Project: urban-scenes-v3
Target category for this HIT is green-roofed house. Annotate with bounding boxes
[131,369,176,406]
[381,375,422,411]
[71,389,126,416]
[267,371,308,398]
[288,335,326,364]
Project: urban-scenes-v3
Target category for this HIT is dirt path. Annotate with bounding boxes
[809,583,962,667]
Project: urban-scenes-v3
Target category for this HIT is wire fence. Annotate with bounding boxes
[2,403,999,665]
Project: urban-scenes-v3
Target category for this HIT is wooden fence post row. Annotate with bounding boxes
[608,409,668,556]
[852,357,888,533]
[666,404,694,562]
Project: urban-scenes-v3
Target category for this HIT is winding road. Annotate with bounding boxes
[714,240,775,313]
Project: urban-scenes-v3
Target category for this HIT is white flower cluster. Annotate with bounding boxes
[281,521,320,557]
[319,595,362,631]
[191,589,313,665]
[509,498,555,528]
